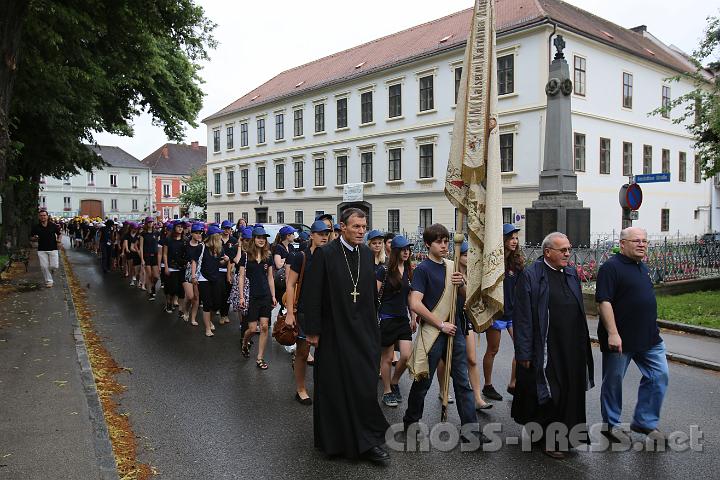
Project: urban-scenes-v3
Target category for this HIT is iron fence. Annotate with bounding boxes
[398,231,720,285]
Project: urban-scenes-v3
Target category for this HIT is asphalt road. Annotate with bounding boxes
[65,245,720,479]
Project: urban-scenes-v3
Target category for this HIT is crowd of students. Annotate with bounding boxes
[63,214,519,412]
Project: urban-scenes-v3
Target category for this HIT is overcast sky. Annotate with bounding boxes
[93,0,716,160]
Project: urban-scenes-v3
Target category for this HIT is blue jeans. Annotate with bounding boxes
[601,341,669,430]
[403,332,477,426]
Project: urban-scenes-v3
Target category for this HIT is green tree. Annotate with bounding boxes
[654,13,720,179]
[179,167,207,220]
[0,0,216,248]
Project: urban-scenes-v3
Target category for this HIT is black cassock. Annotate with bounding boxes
[301,238,389,459]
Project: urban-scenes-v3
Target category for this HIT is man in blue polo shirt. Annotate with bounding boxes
[596,226,668,443]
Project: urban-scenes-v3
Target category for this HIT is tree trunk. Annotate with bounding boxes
[0,0,29,183]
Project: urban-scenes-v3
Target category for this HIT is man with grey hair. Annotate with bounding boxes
[596,226,668,443]
[512,231,594,459]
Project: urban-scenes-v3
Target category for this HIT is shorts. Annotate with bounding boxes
[379,316,412,347]
[198,280,224,312]
[246,295,273,322]
[129,253,141,264]
[491,318,513,330]
[164,271,185,298]
[144,254,158,267]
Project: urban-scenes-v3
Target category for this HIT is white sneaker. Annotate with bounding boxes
[130,279,136,286]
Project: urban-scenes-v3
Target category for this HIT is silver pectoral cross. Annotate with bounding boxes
[351,288,359,303]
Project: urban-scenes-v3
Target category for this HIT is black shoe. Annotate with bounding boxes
[506,386,516,396]
[482,385,503,401]
[360,446,390,465]
[295,392,312,406]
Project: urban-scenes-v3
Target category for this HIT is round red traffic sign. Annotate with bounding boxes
[619,183,643,210]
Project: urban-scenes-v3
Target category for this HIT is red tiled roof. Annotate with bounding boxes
[204,0,695,122]
[141,143,207,176]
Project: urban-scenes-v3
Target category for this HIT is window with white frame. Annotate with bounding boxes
[661,85,671,118]
[314,104,325,133]
[227,170,235,193]
[388,148,402,181]
[294,109,304,137]
[109,174,118,187]
[295,211,303,224]
[574,133,586,172]
[214,171,221,195]
[419,144,434,178]
[500,133,513,172]
[314,157,325,186]
[275,163,285,190]
[213,129,220,152]
[623,72,633,109]
[662,148,670,174]
[181,184,188,193]
[132,199,138,211]
[294,160,304,188]
[240,168,248,192]
[276,211,284,224]
[39,196,47,209]
[240,122,248,147]
[388,84,402,118]
[502,207,512,224]
[336,97,347,129]
[573,56,586,96]
[419,209,432,231]
[498,54,514,95]
[111,199,118,211]
[599,138,611,174]
[454,66,462,104]
[242,212,249,222]
[661,209,670,232]
[388,209,400,233]
[419,75,434,112]
[275,113,284,140]
[336,155,348,185]
[257,118,266,144]
[227,211,234,223]
[163,183,171,197]
[63,197,71,210]
[643,145,653,174]
[226,125,234,149]
[131,175,138,189]
[679,152,686,182]
[214,212,220,224]
[361,151,373,183]
[360,91,373,124]
[623,142,633,176]
[257,166,266,191]
[87,171,95,185]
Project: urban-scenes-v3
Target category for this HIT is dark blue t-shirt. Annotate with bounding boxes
[245,256,273,298]
[376,265,410,318]
[199,248,223,282]
[412,259,465,333]
[141,232,159,255]
[502,268,520,320]
[595,253,661,353]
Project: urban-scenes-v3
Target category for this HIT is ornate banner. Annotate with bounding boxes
[444,0,504,332]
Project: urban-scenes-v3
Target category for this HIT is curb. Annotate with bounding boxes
[590,335,720,373]
[656,319,720,339]
[60,252,120,480]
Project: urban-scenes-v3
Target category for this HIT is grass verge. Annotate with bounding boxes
[656,290,720,330]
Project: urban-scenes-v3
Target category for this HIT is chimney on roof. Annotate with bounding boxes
[191,141,199,150]
[161,146,169,159]
[630,25,647,34]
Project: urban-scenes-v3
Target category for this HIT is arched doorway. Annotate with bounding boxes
[336,201,372,228]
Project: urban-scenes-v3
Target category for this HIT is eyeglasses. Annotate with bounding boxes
[622,239,648,245]
[546,247,572,254]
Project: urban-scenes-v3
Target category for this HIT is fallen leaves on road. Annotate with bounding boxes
[62,251,153,480]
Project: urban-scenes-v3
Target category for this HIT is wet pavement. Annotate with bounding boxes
[63,243,720,479]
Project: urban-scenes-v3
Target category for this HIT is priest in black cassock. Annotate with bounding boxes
[302,207,390,465]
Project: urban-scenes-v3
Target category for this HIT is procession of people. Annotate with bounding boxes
[35,208,669,465]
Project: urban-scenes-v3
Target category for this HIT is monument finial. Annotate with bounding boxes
[553,35,566,60]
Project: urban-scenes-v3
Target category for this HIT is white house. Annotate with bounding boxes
[40,145,153,219]
[203,0,714,241]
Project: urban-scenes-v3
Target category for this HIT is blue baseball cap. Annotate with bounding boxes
[279,225,297,236]
[367,229,384,241]
[333,223,341,231]
[503,223,520,236]
[221,220,233,229]
[391,235,413,249]
[310,220,331,233]
[460,241,469,254]
[252,226,270,237]
[190,223,205,233]
[241,227,253,239]
[299,231,310,241]
[207,225,222,235]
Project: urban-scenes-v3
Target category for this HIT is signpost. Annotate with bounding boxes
[618,173,670,227]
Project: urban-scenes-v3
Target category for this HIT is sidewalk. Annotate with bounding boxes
[587,316,720,371]
[0,248,117,479]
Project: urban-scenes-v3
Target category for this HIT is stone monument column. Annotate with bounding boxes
[525,35,591,247]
